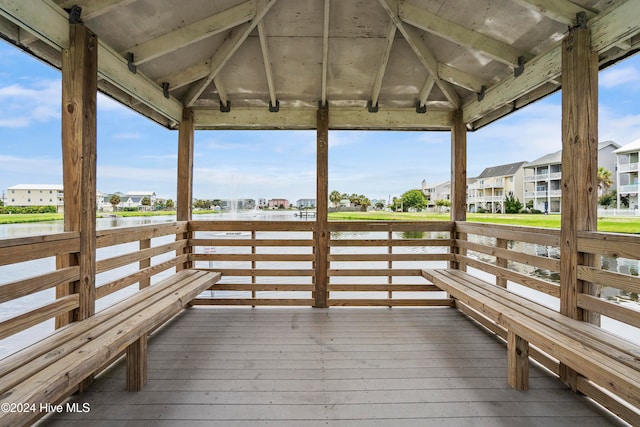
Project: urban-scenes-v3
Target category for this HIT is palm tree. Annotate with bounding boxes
[597,167,613,195]
[329,190,341,208]
[109,194,121,212]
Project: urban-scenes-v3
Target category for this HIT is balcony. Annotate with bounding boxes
[619,184,639,194]
[619,162,639,173]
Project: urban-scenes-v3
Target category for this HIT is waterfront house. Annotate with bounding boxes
[523,141,619,213]
[614,138,640,210]
[467,161,527,213]
[5,184,64,211]
[0,1,639,426]
[296,198,316,208]
[420,180,451,208]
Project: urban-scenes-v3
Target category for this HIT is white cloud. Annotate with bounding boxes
[113,132,143,140]
[600,66,640,89]
[0,80,61,127]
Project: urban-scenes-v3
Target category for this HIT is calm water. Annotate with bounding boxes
[1,213,639,359]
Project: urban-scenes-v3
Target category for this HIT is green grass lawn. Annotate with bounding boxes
[328,211,640,234]
[1,210,638,234]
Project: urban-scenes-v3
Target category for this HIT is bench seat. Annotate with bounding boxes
[423,268,640,412]
[0,269,221,426]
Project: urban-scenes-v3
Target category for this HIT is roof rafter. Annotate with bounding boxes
[121,0,257,66]
[418,76,435,109]
[257,21,277,108]
[438,63,489,93]
[321,0,330,108]
[378,0,460,108]
[183,0,277,108]
[370,21,396,108]
[509,0,596,26]
[0,0,183,122]
[463,0,640,125]
[399,1,532,67]
[55,0,136,21]
[213,77,228,107]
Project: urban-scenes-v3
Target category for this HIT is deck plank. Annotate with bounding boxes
[40,307,624,426]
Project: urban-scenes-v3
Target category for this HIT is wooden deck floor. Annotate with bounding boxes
[41,307,625,426]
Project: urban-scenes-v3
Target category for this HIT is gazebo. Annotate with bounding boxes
[1,0,640,425]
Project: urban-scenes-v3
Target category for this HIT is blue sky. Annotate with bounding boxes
[1,39,640,203]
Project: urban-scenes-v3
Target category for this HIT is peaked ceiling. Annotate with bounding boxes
[0,0,638,131]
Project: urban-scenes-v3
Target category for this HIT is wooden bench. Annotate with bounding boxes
[423,268,640,411]
[0,269,221,426]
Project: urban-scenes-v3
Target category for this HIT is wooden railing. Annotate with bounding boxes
[327,221,453,306]
[189,221,316,306]
[0,222,188,356]
[187,220,453,306]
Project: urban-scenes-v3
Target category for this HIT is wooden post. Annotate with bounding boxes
[126,334,147,391]
[507,331,529,390]
[139,238,151,289]
[177,108,194,271]
[450,110,467,270]
[559,18,598,389]
[496,238,508,288]
[314,107,329,308]
[56,22,97,327]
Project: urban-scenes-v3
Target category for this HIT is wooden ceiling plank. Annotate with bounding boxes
[321,0,330,108]
[399,1,532,67]
[183,0,277,108]
[122,0,257,66]
[257,21,277,107]
[0,0,183,122]
[510,0,596,26]
[370,21,397,107]
[463,0,640,125]
[55,0,137,21]
[378,0,460,108]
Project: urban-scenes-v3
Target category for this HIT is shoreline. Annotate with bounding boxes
[0,210,638,233]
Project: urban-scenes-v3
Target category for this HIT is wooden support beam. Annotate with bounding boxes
[378,0,460,108]
[321,0,330,108]
[182,0,277,107]
[257,21,277,108]
[177,108,194,271]
[315,108,329,308]
[121,0,256,66]
[559,21,598,388]
[507,331,529,390]
[370,21,396,107]
[451,109,466,270]
[57,22,97,326]
[126,334,147,391]
[399,1,532,67]
[177,108,194,222]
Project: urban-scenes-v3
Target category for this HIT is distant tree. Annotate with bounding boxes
[154,200,166,211]
[400,189,427,211]
[597,167,614,195]
[166,199,175,210]
[141,197,151,210]
[504,192,523,214]
[598,191,616,208]
[109,194,121,212]
[329,190,341,208]
[375,201,385,210]
[435,199,451,213]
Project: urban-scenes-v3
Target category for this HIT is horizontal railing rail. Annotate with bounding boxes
[0,222,188,358]
[327,221,453,306]
[189,220,316,306]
